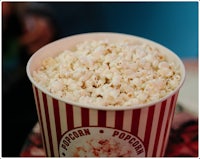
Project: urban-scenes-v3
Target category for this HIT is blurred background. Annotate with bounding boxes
[2,1,198,157]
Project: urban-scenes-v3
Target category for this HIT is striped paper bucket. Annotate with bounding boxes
[27,33,185,157]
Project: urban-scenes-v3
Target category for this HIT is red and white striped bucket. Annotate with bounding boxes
[27,33,185,157]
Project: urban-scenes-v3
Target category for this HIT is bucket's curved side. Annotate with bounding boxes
[33,85,179,157]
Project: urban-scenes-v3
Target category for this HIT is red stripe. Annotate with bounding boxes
[42,93,54,156]
[115,111,124,129]
[160,95,175,156]
[152,100,167,157]
[143,105,155,151]
[81,108,89,127]
[98,110,106,127]
[160,94,177,156]
[66,104,74,130]
[34,87,48,155]
[53,99,62,142]
[131,109,141,135]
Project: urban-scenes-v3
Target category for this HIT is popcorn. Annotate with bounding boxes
[33,39,181,107]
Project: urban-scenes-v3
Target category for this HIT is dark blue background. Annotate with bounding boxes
[47,2,198,59]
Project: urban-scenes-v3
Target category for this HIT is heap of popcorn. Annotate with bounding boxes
[33,39,181,107]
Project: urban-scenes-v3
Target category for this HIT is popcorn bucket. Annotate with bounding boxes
[26,33,185,157]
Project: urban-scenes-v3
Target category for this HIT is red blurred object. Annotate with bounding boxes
[165,113,198,157]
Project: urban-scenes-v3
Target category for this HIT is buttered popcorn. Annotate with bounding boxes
[33,39,181,106]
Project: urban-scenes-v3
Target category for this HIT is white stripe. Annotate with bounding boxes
[173,92,179,111]
[89,109,98,126]
[32,86,38,110]
[156,98,172,156]
[137,107,149,141]
[32,87,46,151]
[106,111,115,128]
[47,95,59,156]
[59,101,68,134]
[32,86,40,124]
[73,106,82,127]
[122,110,133,132]
[38,90,51,157]
[147,103,161,157]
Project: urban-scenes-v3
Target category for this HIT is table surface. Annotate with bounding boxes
[20,59,198,157]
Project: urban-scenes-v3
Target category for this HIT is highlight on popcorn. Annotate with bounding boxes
[32,39,181,107]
